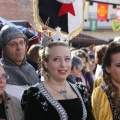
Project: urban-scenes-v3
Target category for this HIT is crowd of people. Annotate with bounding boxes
[0,24,120,120]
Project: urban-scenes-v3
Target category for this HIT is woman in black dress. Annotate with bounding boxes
[21,41,94,120]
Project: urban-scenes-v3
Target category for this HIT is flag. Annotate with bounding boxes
[116,7,120,21]
[33,0,85,40]
[112,19,120,31]
[97,3,108,20]
[89,19,97,31]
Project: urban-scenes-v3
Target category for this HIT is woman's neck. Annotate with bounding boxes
[112,80,120,93]
[46,78,66,86]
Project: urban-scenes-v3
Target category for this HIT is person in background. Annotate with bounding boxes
[21,41,94,120]
[0,22,4,58]
[88,54,96,80]
[81,47,88,54]
[27,44,42,71]
[70,47,77,53]
[92,42,120,120]
[94,44,108,80]
[0,63,23,120]
[93,44,108,89]
[0,25,39,100]
[67,56,83,84]
[75,49,94,97]
[37,48,45,80]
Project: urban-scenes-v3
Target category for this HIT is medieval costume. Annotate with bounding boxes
[1,52,39,100]
[21,82,95,120]
[92,86,120,120]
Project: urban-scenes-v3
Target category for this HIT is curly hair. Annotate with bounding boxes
[95,44,108,65]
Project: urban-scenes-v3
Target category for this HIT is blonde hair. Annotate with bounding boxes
[41,42,70,79]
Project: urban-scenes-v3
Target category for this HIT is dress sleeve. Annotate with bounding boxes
[21,87,46,120]
[91,87,113,120]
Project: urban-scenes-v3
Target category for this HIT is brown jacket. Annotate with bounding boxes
[2,92,23,120]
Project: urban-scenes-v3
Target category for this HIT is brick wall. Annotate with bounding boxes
[0,0,35,27]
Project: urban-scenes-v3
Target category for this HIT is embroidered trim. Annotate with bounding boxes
[36,82,87,120]
[33,91,48,111]
[70,83,87,120]
[37,83,68,120]
[100,86,120,120]
[75,83,88,102]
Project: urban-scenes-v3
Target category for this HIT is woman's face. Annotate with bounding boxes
[0,66,6,95]
[106,52,120,84]
[46,46,71,81]
[80,57,86,64]
[89,58,96,71]
[72,66,82,77]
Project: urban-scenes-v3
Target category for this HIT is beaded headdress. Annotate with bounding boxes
[41,27,69,46]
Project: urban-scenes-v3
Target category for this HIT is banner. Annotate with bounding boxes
[97,3,108,20]
[116,7,120,21]
[112,19,120,31]
[33,0,85,40]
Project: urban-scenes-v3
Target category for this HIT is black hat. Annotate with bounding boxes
[0,25,25,47]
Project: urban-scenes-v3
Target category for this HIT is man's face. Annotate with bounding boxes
[4,38,26,65]
[46,46,71,81]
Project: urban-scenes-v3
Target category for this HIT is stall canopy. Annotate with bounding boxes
[70,33,108,48]
[10,20,32,28]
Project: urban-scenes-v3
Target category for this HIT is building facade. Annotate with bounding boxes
[0,0,120,41]
[0,0,34,26]
[83,0,120,41]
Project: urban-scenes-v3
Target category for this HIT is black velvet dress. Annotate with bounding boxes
[21,82,95,120]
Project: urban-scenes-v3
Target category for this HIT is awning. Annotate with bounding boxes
[10,20,32,28]
[70,33,108,47]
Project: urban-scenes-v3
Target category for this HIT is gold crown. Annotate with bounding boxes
[41,27,69,46]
